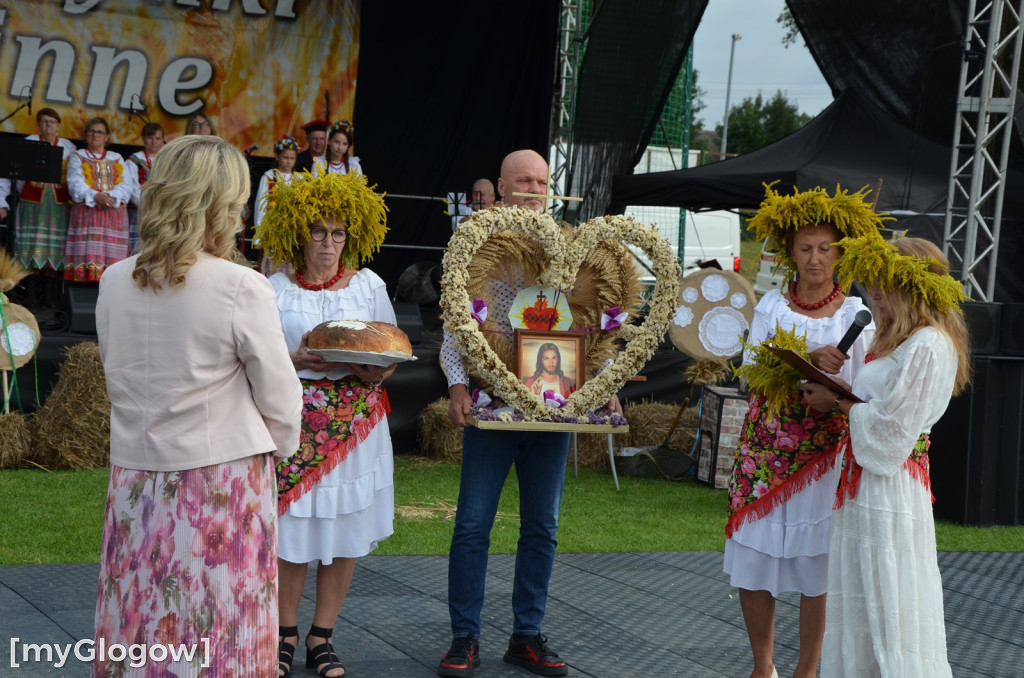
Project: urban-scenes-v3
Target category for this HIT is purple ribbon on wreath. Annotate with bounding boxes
[470,298,488,324]
[544,390,567,408]
[601,306,628,331]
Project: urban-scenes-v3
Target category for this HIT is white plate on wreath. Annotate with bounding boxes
[307,348,418,367]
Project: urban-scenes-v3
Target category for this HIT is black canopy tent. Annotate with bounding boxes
[610,89,954,214]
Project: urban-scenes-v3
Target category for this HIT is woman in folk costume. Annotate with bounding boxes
[255,136,301,276]
[724,183,884,678]
[125,122,165,254]
[322,121,362,177]
[802,236,969,677]
[14,108,77,307]
[65,117,132,282]
[254,171,393,678]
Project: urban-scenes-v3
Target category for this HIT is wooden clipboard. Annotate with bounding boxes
[768,347,864,403]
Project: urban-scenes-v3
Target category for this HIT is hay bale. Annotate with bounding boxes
[622,399,699,454]
[32,342,110,470]
[417,398,463,462]
[0,411,33,468]
[571,432,626,470]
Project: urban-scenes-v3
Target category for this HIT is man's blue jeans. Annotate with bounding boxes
[447,426,570,638]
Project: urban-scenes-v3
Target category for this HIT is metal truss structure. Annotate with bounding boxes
[549,0,582,222]
[943,0,1024,301]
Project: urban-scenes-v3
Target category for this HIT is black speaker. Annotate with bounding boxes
[66,287,99,335]
[962,301,1002,355]
[931,356,1024,526]
[392,301,422,345]
[1000,304,1024,356]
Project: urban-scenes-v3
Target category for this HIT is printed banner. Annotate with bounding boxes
[0,0,358,149]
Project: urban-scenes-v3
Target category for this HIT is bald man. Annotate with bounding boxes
[453,178,498,230]
[497,149,548,211]
[470,178,496,211]
[437,150,569,677]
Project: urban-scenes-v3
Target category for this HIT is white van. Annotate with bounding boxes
[624,207,742,286]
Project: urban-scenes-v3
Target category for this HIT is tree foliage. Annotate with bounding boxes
[715,90,812,156]
[688,68,711,152]
[777,8,801,48]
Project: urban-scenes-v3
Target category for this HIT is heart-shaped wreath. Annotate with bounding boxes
[440,206,680,420]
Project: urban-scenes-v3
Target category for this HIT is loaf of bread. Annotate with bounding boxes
[307,319,413,356]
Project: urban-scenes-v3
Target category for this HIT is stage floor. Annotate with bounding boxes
[1,550,1021,676]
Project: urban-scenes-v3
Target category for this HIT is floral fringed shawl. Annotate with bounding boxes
[726,394,848,538]
[834,433,932,509]
[276,375,390,515]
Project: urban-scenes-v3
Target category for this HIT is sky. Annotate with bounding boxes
[690,0,834,129]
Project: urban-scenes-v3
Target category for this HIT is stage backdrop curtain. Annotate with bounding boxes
[567,0,707,222]
[354,1,558,291]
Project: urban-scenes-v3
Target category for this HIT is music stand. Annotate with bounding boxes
[0,138,63,183]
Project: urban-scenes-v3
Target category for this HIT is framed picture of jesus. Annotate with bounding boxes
[512,329,586,404]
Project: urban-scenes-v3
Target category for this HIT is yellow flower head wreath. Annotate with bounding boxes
[254,170,388,271]
[834,234,969,313]
[747,181,893,285]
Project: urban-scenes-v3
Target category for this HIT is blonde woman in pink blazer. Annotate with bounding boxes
[91,135,303,678]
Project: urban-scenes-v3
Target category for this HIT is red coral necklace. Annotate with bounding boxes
[296,262,346,291]
[789,280,840,310]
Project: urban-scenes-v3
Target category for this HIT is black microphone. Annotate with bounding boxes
[26,87,31,116]
[836,309,872,354]
[129,96,135,117]
[243,144,259,155]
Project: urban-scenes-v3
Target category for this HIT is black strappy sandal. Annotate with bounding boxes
[278,625,298,677]
[305,625,346,677]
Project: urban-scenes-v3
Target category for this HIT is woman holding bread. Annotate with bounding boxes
[255,171,394,678]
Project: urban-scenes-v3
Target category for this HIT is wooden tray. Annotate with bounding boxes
[466,415,629,434]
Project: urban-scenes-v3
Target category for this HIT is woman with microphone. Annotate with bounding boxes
[724,184,882,678]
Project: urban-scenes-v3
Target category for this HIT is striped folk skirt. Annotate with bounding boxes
[64,204,129,282]
[15,188,70,270]
[91,454,278,677]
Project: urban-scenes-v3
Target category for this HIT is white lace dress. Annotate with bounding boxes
[822,326,955,677]
[270,269,396,564]
[723,289,873,597]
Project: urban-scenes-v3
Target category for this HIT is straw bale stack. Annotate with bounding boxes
[32,342,110,470]
[417,398,463,462]
[0,412,33,468]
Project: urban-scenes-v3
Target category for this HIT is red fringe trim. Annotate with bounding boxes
[277,387,391,516]
[725,437,844,538]
[904,455,935,503]
[834,434,933,509]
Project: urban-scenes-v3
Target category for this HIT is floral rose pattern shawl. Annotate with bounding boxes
[275,375,390,514]
[726,394,848,537]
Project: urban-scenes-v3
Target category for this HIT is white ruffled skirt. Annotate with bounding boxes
[279,422,395,564]
[723,462,838,597]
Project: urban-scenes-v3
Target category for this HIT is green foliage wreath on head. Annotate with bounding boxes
[834,234,969,313]
[746,181,893,285]
[254,170,388,271]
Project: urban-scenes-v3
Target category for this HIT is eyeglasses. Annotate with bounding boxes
[309,227,347,243]
[86,129,107,136]
[190,120,211,129]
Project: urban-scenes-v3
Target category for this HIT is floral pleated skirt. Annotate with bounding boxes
[91,454,278,678]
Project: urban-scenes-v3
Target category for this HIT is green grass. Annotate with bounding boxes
[1,458,1021,565]
[0,468,109,565]
[740,238,763,291]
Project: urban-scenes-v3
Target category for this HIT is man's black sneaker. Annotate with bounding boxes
[437,635,480,677]
[502,634,568,676]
